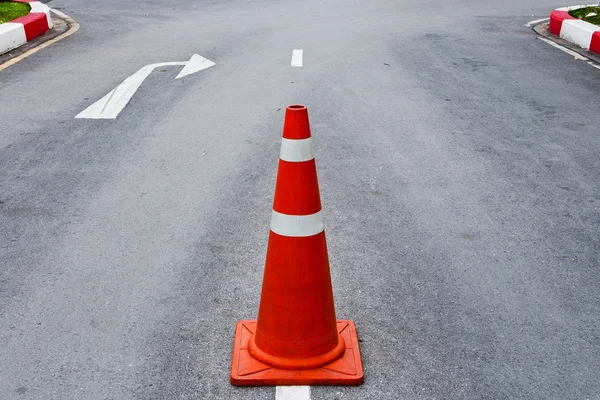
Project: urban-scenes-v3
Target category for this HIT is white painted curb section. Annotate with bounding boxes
[280,138,314,162]
[0,23,26,54]
[270,210,324,237]
[276,386,311,400]
[561,19,598,50]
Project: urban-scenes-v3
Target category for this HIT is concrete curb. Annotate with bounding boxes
[0,0,53,55]
[549,5,600,54]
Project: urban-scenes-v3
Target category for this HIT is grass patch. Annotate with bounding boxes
[0,1,31,24]
[569,6,600,26]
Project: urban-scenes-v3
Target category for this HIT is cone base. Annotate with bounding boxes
[230,320,364,386]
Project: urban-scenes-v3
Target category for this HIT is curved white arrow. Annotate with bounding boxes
[75,54,215,119]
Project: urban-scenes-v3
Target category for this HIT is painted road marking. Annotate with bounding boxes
[0,9,79,73]
[525,17,549,27]
[270,210,324,237]
[75,55,215,119]
[588,61,600,70]
[176,54,216,79]
[291,49,303,67]
[276,386,311,400]
[538,37,589,60]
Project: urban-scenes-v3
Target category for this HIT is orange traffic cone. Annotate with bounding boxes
[230,105,364,386]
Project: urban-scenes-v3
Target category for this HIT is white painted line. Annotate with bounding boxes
[276,386,311,400]
[271,210,324,237]
[76,55,215,119]
[588,61,600,70]
[279,137,314,162]
[525,17,549,27]
[556,5,589,12]
[50,8,69,18]
[538,37,589,60]
[291,49,303,67]
[75,65,163,119]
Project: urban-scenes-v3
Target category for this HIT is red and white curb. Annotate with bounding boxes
[549,5,600,54]
[0,0,53,56]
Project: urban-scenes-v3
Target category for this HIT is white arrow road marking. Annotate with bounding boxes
[276,386,311,400]
[175,54,216,79]
[75,54,215,119]
[291,49,303,67]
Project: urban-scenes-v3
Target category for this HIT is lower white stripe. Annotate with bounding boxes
[280,138,314,162]
[271,210,324,237]
[276,386,311,400]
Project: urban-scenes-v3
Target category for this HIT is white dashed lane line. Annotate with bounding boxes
[291,49,303,67]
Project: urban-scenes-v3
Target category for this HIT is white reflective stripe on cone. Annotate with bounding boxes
[270,210,324,237]
[279,137,314,162]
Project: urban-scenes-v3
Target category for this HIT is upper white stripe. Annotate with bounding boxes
[270,210,324,237]
[280,137,314,162]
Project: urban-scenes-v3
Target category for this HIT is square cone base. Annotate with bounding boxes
[230,320,364,386]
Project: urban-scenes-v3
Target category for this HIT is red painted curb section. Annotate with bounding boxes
[12,13,49,41]
[549,10,575,36]
[590,31,600,54]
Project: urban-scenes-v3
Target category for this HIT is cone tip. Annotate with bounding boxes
[287,104,307,111]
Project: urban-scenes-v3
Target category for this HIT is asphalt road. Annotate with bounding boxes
[1,0,599,399]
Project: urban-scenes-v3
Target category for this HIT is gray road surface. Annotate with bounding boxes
[1,0,599,399]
